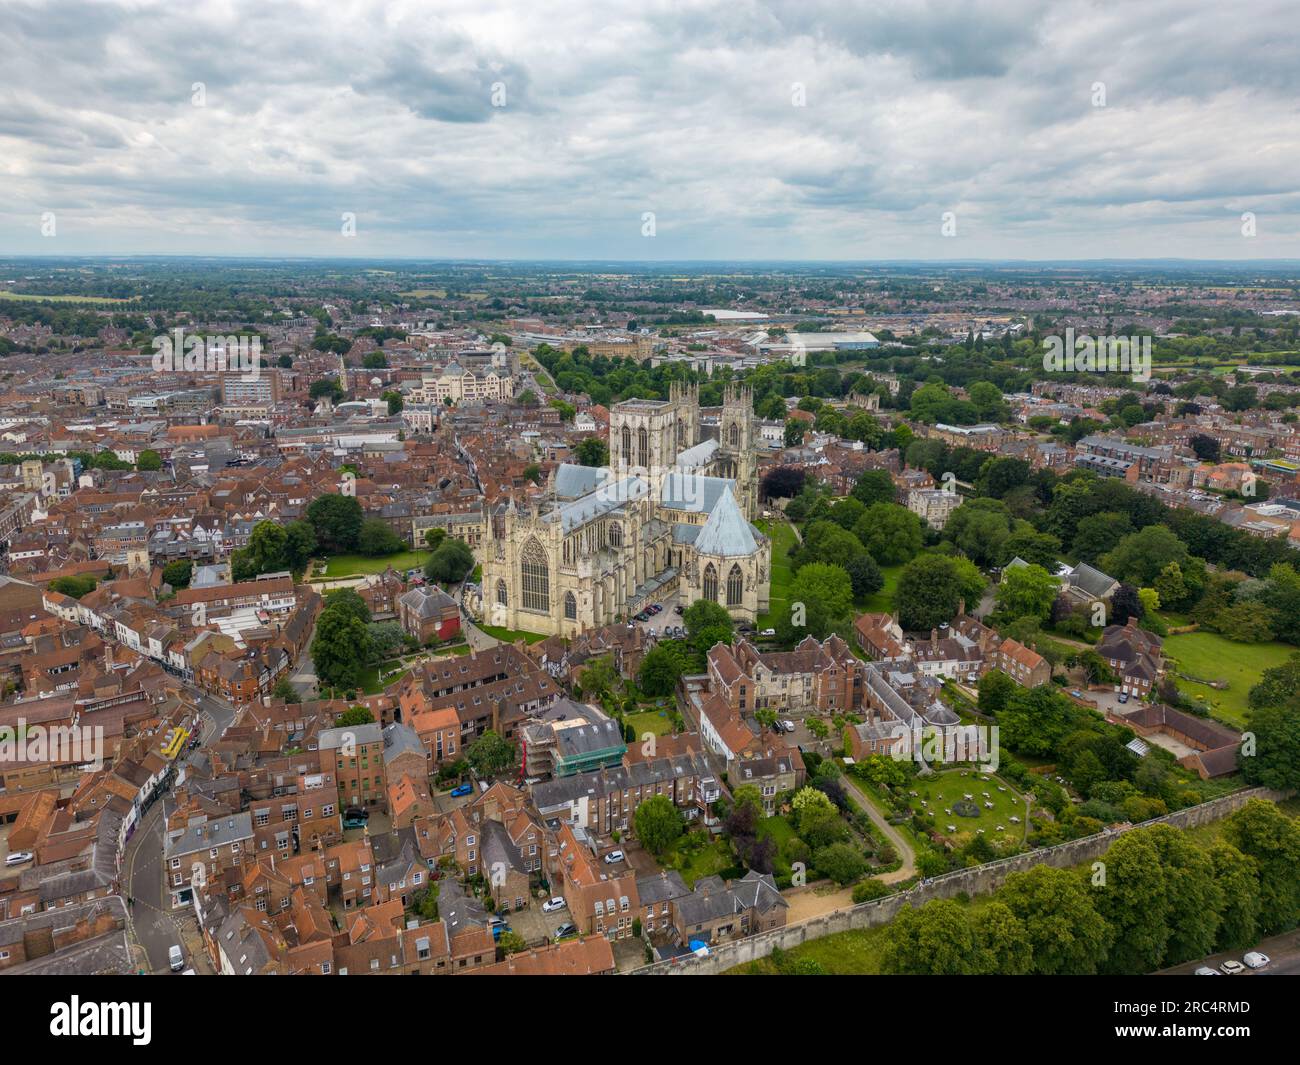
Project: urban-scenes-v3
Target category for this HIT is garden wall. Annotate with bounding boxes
[628,786,1289,975]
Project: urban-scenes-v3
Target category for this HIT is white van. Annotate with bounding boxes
[168,944,185,972]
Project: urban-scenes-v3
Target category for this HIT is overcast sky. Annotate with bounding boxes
[1,0,1296,260]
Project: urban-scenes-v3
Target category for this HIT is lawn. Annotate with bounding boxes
[756,518,797,629]
[358,660,411,694]
[624,708,673,737]
[758,814,798,851]
[858,563,903,615]
[477,623,548,644]
[320,550,431,578]
[729,925,892,975]
[1163,630,1297,727]
[662,836,737,887]
[905,769,1028,846]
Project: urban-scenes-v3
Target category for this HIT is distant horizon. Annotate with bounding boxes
[5,255,1300,268]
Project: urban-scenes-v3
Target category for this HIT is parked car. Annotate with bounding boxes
[168,945,185,972]
[344,807,368,821]
[343,816,368,830]
[759,628,776,638]
[449,783,473,798]
[1118,692,1130,704]
[1243,951,1270,969]
[4,851,33,867]
[1220,959,1245,975]
[1193,966,1220,976]
[541,897,566,913]
[674,604,684,614]
[491,923,511,941]
[780,720,796,733]
[603,849,625,864]
[648,604,662,615]
[554,922,578,939]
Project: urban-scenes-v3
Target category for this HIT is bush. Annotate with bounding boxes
[851,878,892,904]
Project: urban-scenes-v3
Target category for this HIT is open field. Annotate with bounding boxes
[1163,630,1296,727]
[0,290,136,303]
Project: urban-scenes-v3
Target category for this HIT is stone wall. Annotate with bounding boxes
[629,786,1289,975]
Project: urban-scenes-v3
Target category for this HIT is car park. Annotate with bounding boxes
[1243,951,1270,969]
[603,849,624,864]
[542,897,566,913]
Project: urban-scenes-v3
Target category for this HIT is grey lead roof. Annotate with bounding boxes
[693,489,759,557]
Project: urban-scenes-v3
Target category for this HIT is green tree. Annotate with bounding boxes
[1207,842,1262,952]
[945,498,1013,567]
[574,436,609,467]
[334,705,375,727]
[812,842,867,885]
[283,520,317,572]
[999,864,1111,975]
[497,930,527,955]
[881,900,981,975]
[1093,830,1173,974]
[136,449,163,471]
[779,562,854,641]
[162,559,193,590]
[852,503,923,565]
[977,669,1017,715]
[850,469,896,506]
[633,794,685,857]
[1101,525,1191,587]
[637,644,684,696]
[973,901,1033,975]
[467,730,516,778]
[894,554,984,631]
[271,677,301,704]
[425,539,475,583]
[306,493,364,553]
[1223,799,1300,935]
[845,553,884,600]
[312,610,372,691]
[357,518,405,557]
[49,575,97,599]
[994,563,1060,623]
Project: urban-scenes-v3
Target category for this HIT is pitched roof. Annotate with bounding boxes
[693,489,758,558]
